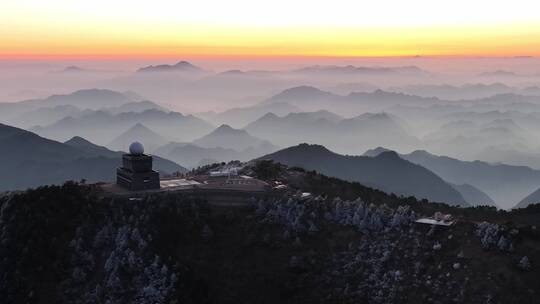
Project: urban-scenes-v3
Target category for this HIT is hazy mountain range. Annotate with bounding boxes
[31,109,214,145]
[263,85,440,115]
[260,144,468,206]
[364,147,540,209]
[515,187,540,209]
[245,110,418,154]
[0,123,185,191]
[448,183,495,206]
[137,61,206,73]
[387,83,540,100]
[154,124,279,168]
[2,60,540,210]
[108,123,168,153]
[0,89,162,129]
[0,89,137,124]
[290,65,430,79]
[192,124,277,151]
[198,102,302,128]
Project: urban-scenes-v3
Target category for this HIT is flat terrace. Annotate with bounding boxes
[99,176,272,206]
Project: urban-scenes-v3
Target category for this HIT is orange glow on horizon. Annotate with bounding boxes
[1,0,540,60]
[2,25,539,60]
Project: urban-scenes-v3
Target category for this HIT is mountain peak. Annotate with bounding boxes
[278,143,335,157]
[137,61,203,73]
[374,150,401,160]
[174,61,197,68]
[408,150,435,158]
[258,112,280,120]
[193,124,273,151]
[363,147,392,157]
[353,112,392,121]
[63,66,85,72]
[38,89,133,110]
[265,86,336,105]
[64,136,94,147]
[212,124,247,135]
[479,70,518,77]
[70,88,119,96]
[132,122,147,129]
[119,123,163,139]
[280,85,327,96]
[108,123,166,153]
[260,143,466,205]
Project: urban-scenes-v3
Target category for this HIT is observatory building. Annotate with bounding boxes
[116,142,160,191]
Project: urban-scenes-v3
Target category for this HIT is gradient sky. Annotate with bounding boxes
[2,0,540,58]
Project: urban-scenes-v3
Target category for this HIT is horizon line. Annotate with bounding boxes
[0,54,537,61]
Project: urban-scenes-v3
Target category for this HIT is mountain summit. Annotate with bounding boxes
[193,124,277,151]
[137,61,204,73]
[108,123,167,153]
[0,123,185,191]
[260,143,467,205]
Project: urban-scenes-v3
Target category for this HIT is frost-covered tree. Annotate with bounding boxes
[475,222,515,252]
[518,256,531,271]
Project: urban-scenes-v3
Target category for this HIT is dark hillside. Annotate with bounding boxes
[1,177,539,303]
[260,144,467,206]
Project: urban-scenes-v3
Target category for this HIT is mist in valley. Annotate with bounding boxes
[2,57,540,209]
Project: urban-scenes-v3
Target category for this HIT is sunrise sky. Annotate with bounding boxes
[2,0,540,59]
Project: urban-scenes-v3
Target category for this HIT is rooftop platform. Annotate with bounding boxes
[99,175,271,207]
[415,218,455,226]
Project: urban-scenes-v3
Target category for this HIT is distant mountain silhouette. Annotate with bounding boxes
[449,183,496,207]
[471,93,540,105]
[62,66,86,73]
[364,148,495,206]
[292,65,427,76]
[363,147,392,157]
[154,143,243,168]
[6,99,166,130]
[137,61,204,73]
[330,82,379,95]
[104,100,167,114]
[0,89,139,124]
[426,119,528,145]
[193,124,277,151]
[121,90,146,102]
[64,136,114,155]
[29,89,134,109]
[65,136,185,174]
[286,110,344,123]
[364,147,540,209]
[8,104,82,129]
[266,86,540,117]
[260,144,467,205]
[245,111,418,154]
[265,86,339,106]
[108,123,168,153]
[205,102,302,127]
[32,109,214,145]
[388,83,524,100]
[515,188,540,209]
[156,142,278,169]
[0,123,185,191]
[479,70,519,77]
[477,146,540,170]
[263,86,438,114]
[421,115,534,162]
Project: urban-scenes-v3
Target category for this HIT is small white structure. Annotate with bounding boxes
[209,166,239,177]
[415,212,455,226]
[129,141,145,155]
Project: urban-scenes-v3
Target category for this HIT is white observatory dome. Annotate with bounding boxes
[129,141,145,155]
